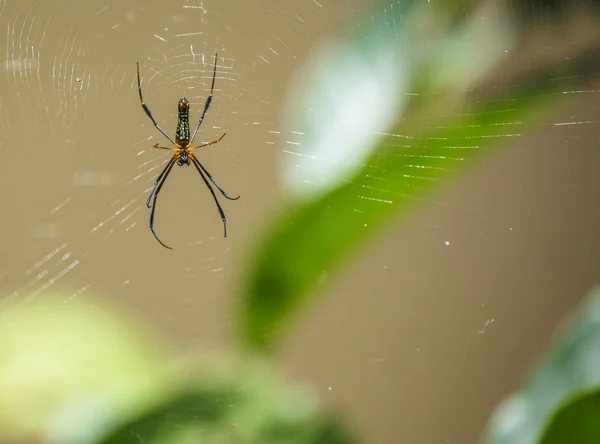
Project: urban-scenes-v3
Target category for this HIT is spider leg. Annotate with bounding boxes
[146,157,176,208]
[152,144,175,150]
[191,158,229,237]
[191,133,226,150]
[136,62,178,146]
[149,159,176,249]
[190,52,219,145]
[191,156,239,201]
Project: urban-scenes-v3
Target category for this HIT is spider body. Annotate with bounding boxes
[136,53,239,249]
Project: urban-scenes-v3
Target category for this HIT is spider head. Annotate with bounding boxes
[178,97,189,112]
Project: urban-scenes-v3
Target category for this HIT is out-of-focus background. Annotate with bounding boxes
[1,0,600,443]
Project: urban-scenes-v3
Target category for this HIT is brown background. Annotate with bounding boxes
[1,0,599,443]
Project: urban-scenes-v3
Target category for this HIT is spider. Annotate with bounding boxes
[136,53,239,249]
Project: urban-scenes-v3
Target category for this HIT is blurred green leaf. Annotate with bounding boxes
[482,286,600,444]
[539,389,600,444]
[239,76,564,350]
[279,0,513,201]
[259,416,358,444]
[0,296,171,443]
[237,0,572,350]
[96,359,357,444]
[97,388,240,444]
[0,296,358,444]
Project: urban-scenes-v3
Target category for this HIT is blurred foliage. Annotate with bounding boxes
[98,365,355,444]
[240,79,563,349]
[99,389,355,444]
[483,287,600,443]
[238,0,571,350]
[0,298,171,443]
[0,297,355,444]
[539,389,600,444]
[514,0,600,22]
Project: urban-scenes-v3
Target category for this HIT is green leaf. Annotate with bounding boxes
[278,0,513,201]
[239,75,564,350]
[539,389,600,444]
[482,286,600,444]
[96,360,357,444]
[97,388,241,444]
[0,296,170,443]
[260,416,358,444]
[236,0,578,350]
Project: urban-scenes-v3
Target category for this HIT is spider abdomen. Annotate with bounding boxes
[176,148,191,166]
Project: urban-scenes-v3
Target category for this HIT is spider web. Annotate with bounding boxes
[0,0,344,307]
[1,1,600,444]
